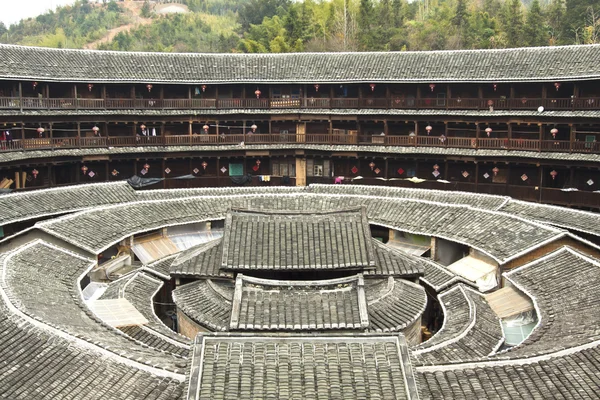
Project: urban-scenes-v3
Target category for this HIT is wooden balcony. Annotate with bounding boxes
[2,96,599,111]
[1,134,598,155]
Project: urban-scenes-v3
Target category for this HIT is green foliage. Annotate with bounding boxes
[0,0,129,48]
[3,0,600,53]
[99,13,239,53]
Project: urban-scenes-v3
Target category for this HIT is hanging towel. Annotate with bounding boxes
[152,128,157,137]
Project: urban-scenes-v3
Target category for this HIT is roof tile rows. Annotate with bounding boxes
[36,192,565,264]
[496,247,600,359]
[0,300,183,399]
[1,241,186,373]
[230,275,369,331]
[368,240,425,277]
[413,285,503,365]
[221,208,375,270]
[170,239,232,279]
[2,44,600,83]
[189,334,418,400]
[172,279,234,332]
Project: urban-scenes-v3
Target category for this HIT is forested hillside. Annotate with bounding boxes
[0,0,598,53]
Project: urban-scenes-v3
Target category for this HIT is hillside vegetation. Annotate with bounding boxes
[0,0,598,53]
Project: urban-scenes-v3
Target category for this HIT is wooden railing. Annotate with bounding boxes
[1,134,598,154]
[1,96,600,111]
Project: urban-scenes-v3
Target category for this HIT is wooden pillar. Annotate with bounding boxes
[216,157,220,187]
[131,85,136,99]
[569,166,575,187]
[105,161,109,182]
[384,119,389,136]
[509,84,515,99]
[384,158,389,180]
[570,124,575,152]
[295,158,306,186]
[18,82,23,112]
[475,162,479,192]
[541,84,547,99]
[444,160,449,180]
[162,159,166,189]
[21,122,25,140]
[538,123,543,151]
[76,122,81,141]
[329,119,333,135]
[102,85,107,100]
[188,86,192,99]
[216,120,219,135]
[507,122,512,140]
[188,121,192,136]
[104,122,109,137]
[159,86,164,100]
[49,122,53,140]
[505,164,510,195]
[444,121,448,137]
[48,164,53,187]
[477,85,483,99]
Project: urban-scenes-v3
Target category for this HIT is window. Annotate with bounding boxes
[271,162,296,177]
[306,159,330,177]
[291,89,301,99]
[229,163,243,176]
[272,89,282,99]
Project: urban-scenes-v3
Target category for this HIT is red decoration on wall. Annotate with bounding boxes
[397,168,405,175]
[201,161,208,170]
[81,165,88,175]
[32,169,39,179]
[351,166,358,174]
[252,165,259,172]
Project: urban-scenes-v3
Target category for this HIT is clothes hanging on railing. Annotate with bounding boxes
[259,175,271,182]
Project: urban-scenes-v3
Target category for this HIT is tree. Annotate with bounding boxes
[141,1,152,18]
[504,0,524,47]
[562,0,597,43]
[358,0,374,49]
[524,0,548,47]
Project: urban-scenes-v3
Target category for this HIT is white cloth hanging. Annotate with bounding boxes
[152,128,157,137]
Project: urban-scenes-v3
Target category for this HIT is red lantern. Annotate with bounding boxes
[37,127,45,134]
[201,161,208,170]
[254,89,261,99]
[88,84,94,91]
[433,164,439,171]
[92,126,99,133]
[429,84,435,92]
[203,124,209,132]
[314,84,320,92]
[554,82,561,91]
[425,125,432,134]
[251,124,258,132]
[32,82,38,90]
[493,83,497,91]
[201,85,207,92]
[146,84,153,92]
[143,163,150,170]
[492,167,499,176]
[140,124,147,131]
[81,165,88,175]
[485,127,492,137]
[32,169,39,179]
[370,84,376,92]
[551,128,558,138]
[256,160,261,166]
[369,161,376,170]
[550,170,558,180]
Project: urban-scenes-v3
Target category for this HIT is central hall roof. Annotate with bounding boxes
[229,274,369,331]
[1,44,599,84]
[220,208,375,271]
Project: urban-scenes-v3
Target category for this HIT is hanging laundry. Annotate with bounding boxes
[152,128,157,137]
[195,87,201,95]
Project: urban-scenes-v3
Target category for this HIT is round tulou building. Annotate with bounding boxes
[0,44,600,399]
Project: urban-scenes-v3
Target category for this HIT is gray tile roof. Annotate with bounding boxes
[187,333,420,400]
[230,274,369,331]
[417,344,600,399]
[413,285,503,365]
[4,108,600,120]
[419,258,473,292]
[367,240,425,277]
[494,247,600,359]
[35,192,566,263]
[0,181,136,227]
[499,199,600,237]
[3,143,600,164]
[170,239,233,279]
[365,277,427,332]
[172,279,234,332]
[2,44,600,83]
[115,271,192,349]
[143,253,176,279]
[0,297,184,399]
[1,240,187,374]
[220,208,375,271]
